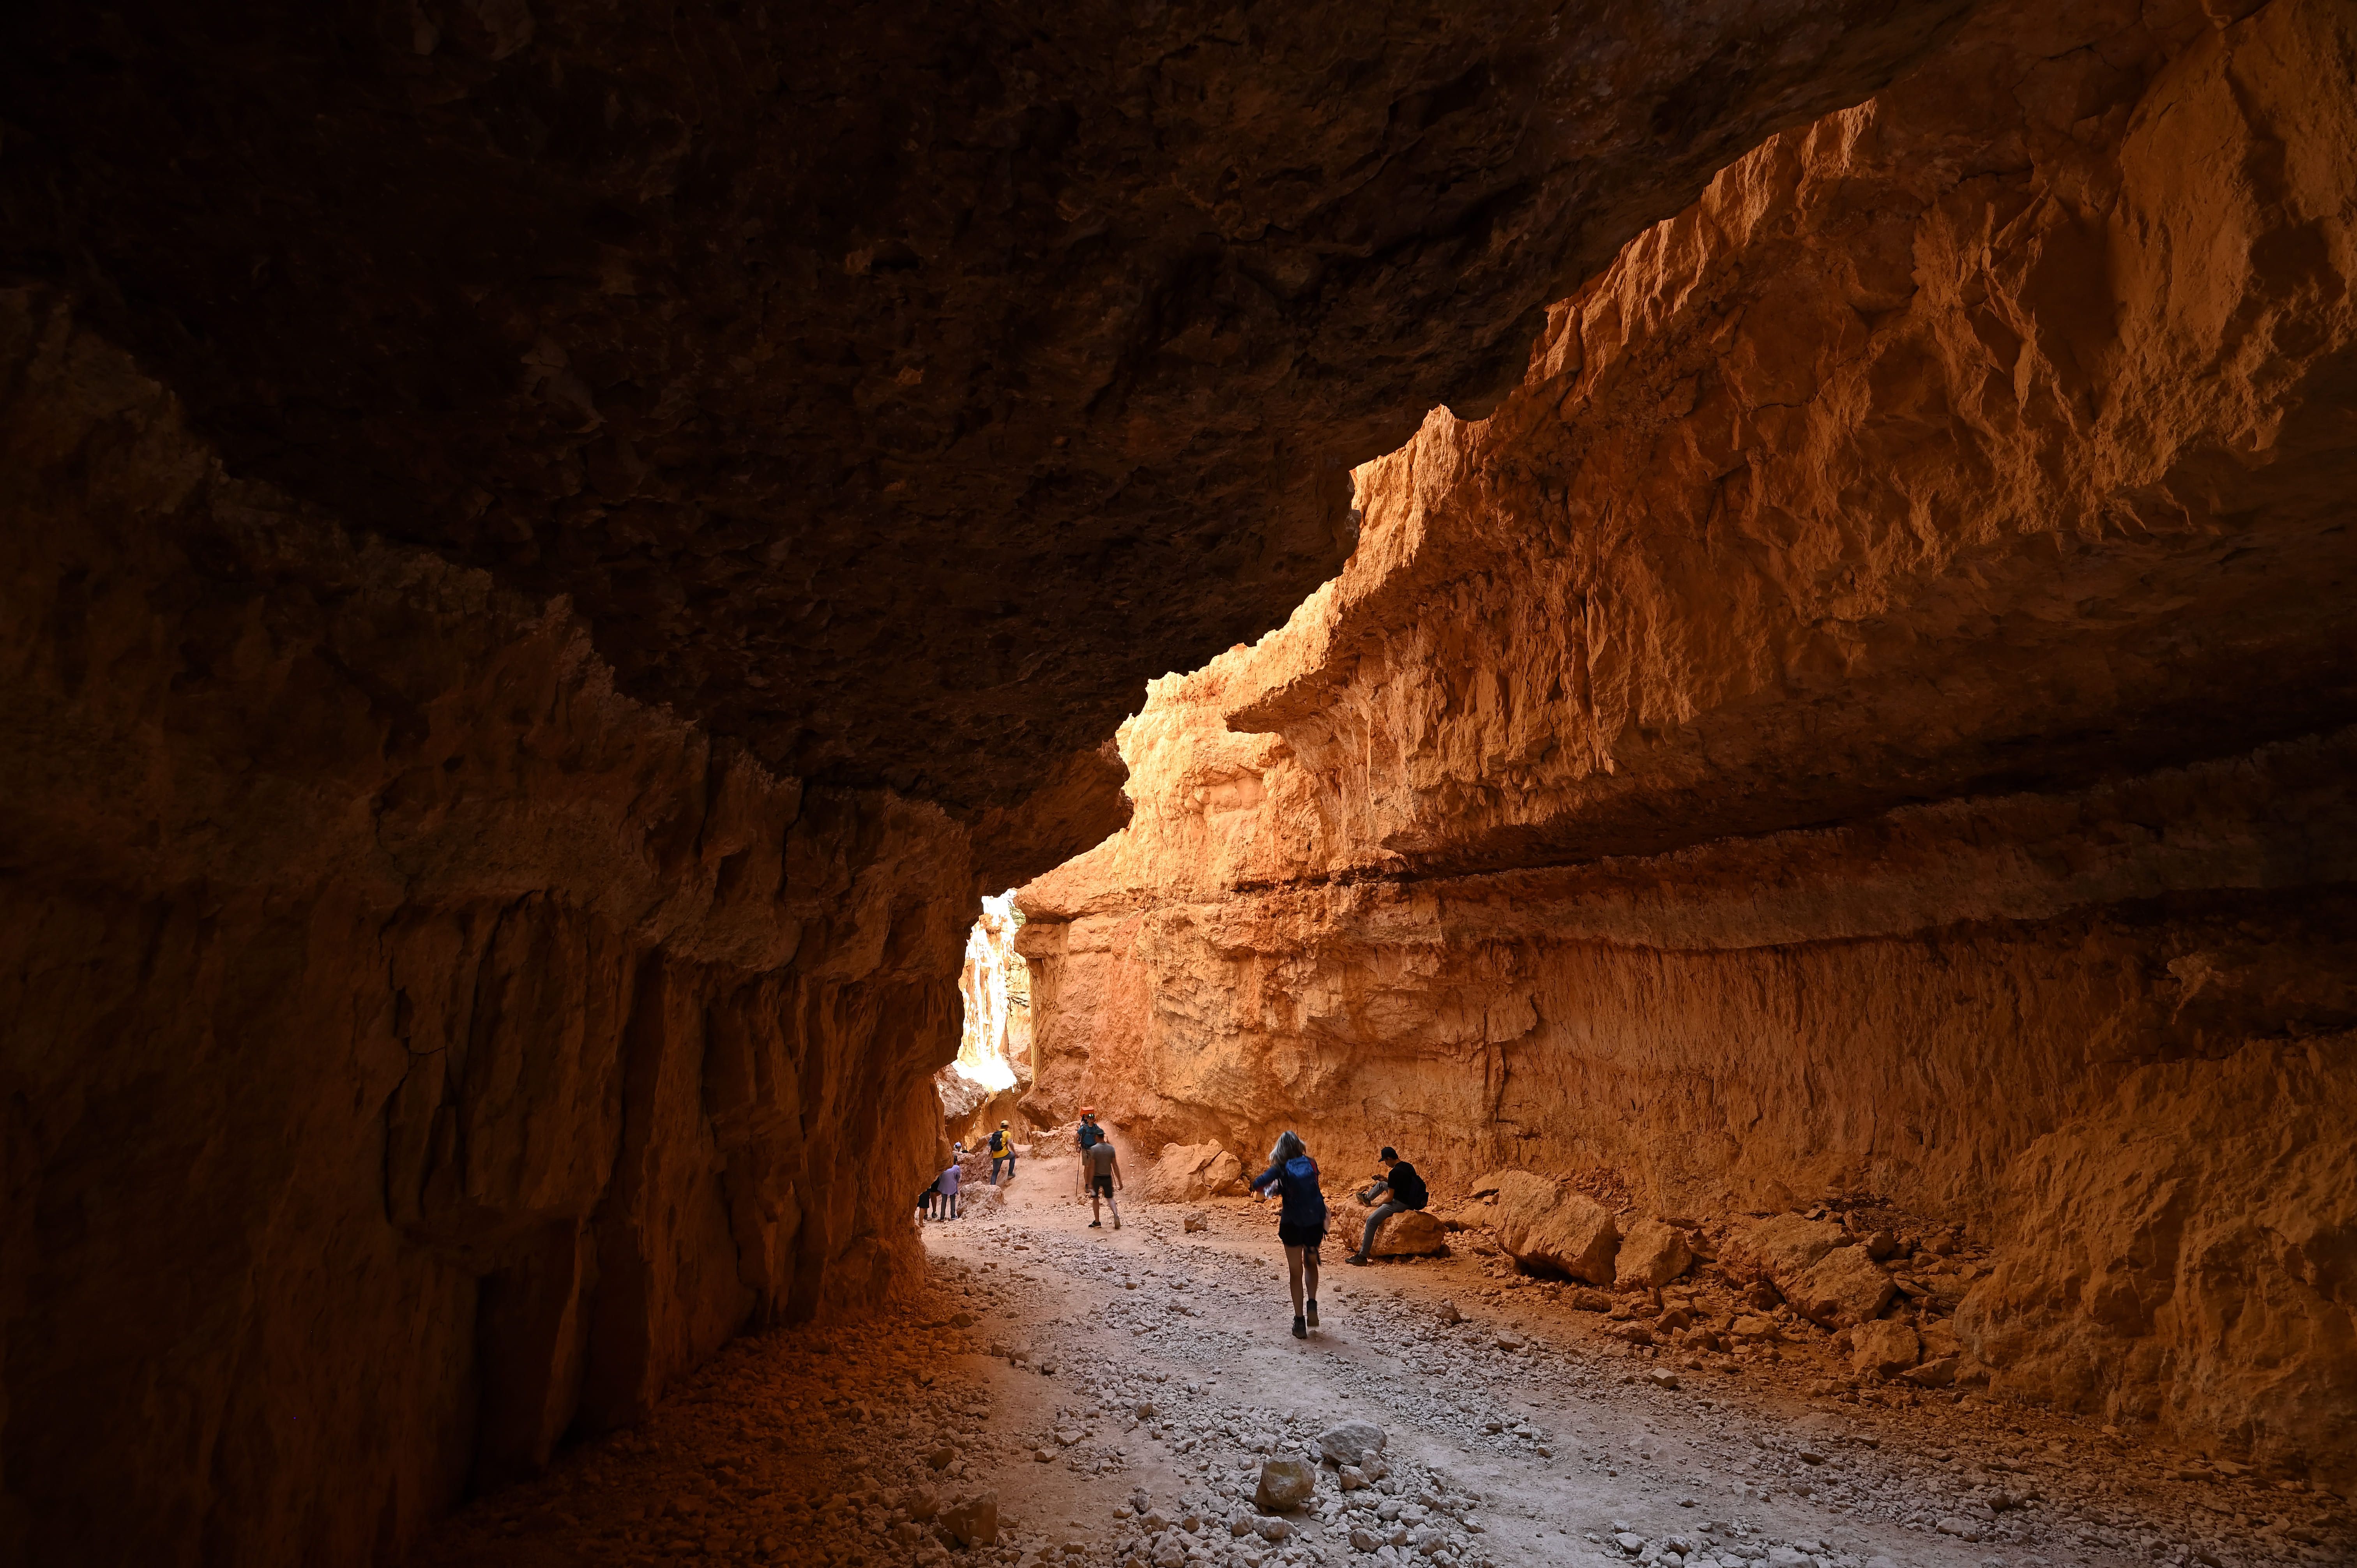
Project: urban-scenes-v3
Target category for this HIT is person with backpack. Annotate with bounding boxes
[988,1121,1016,1185]
[1345,1145,1428,1264]
[1249,1130,1328,1339]
[1072,1109,1104,1198]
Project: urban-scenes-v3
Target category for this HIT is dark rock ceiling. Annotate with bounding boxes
[0,0,1975,812]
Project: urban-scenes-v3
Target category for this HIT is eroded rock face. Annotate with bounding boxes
[0,0,1978,810]
[0,290,970,1563]
[1018,0,2357,1478]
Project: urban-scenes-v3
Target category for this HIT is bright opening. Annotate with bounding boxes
[937,890,1028,1139]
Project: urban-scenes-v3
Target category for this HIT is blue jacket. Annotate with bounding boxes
[1251,1155,1327,1229]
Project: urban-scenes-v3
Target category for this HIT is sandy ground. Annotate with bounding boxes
[412,1141,2348,1568]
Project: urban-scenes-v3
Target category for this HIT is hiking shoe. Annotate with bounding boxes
[1305,1298,1319,1328]
[1112,1217,1122,1229]
[1291,1315,1308,1340]
[1344,1254,1370,1266]
[1088,1220,1101,1228]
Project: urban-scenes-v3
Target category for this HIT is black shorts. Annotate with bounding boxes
[1278,1219,1325,1251]
[1091,1175,1114,1198]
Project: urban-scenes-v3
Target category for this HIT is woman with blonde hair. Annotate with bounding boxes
[1248,1130,1328,1339]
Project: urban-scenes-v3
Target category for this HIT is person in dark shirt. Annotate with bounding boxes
[1082,1135,1123,1229]
[1249,1130,1329,1339]
[1345,1145,1428,1264]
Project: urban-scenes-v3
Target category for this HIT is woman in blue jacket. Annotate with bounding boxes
[1249,1130,1328,1339]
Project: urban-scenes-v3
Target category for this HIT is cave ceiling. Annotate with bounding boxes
[0,0,1977,811]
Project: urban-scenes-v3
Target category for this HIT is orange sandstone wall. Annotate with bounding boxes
[1019,0,2357,1480]
[0,290,971,1564]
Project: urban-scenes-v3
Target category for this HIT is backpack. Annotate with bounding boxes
[1078,1123,1103,1151]
[1389,1161,1428,1210]
[989,1130,1009,1156]
[1281,1155,1327,1226]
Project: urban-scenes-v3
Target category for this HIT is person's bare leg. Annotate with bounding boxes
[1285,1246,1306,1315]
[1304,1250,1321,1327]
[1108,1190,1121,1229]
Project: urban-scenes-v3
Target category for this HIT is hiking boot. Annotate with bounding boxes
[1112,1216,1122,1229]
[1305,1298,1319,1328]
[1291,1315,1308,1340]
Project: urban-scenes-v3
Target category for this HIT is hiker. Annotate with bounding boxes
[988,1121,1017,1185]
[1249,1130,1328,1339]
[935,1151,963,1220]
[1079,1128,1123,1229]
[1072,1110,1104,1197]
[1346,1145,1429,1264]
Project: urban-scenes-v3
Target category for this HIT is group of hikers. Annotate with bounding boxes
[916,1119,1023,1220]
[916,1109,1433,1342]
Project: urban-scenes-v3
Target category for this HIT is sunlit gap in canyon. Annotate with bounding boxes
[938,892,1033,1148]
[5,3,2354,1568]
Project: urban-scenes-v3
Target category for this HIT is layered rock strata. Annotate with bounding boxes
[1019,0,2357,1480]
[0,290,969,1563]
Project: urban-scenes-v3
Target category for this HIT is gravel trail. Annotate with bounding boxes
[413,1152,2348,1568]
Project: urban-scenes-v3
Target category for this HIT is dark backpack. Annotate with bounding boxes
[989,1130,1009,1156]
[1389,1161,1428,1210]
[1078,1123,1103,1151]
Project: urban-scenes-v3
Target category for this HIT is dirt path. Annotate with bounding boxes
[414,1151,2345,1568]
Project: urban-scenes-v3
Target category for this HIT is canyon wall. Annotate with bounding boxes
[1019,0,2357,1481]
[0,289,974,1563]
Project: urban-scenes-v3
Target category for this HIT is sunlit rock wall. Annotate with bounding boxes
[1019,0,2357,1480]
[0,290,972,1564]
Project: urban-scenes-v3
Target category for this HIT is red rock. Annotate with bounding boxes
[1141,1143,1247,1203]
[1491,1176,1621,1285]
[1620,1218,1698,1288]
[1014,0,2357,1485]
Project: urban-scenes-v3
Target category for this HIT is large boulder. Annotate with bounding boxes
[1349,1204,1448,1257]
[1790,1244,1898,1327]
[1491,1172,1620,1284]
[1725,1214,1846,1286]
[1618,1217,1696,1287]
[1851,1319,1922,1377]
[1142,1142,1247,1203]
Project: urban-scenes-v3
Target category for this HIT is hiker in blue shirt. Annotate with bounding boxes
[1249,1130,1329,1340]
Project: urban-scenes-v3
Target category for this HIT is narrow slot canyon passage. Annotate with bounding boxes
[2,2,2354,1566]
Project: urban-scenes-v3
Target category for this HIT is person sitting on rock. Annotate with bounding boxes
[988,1120,1017,1185]
[1345,1146,1428,1265]
[1249,1130,1328,1338]
[1082,1131,1123,1230]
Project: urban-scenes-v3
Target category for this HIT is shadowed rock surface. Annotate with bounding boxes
[0,4,2016,1563]
[0,0,1976,807]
